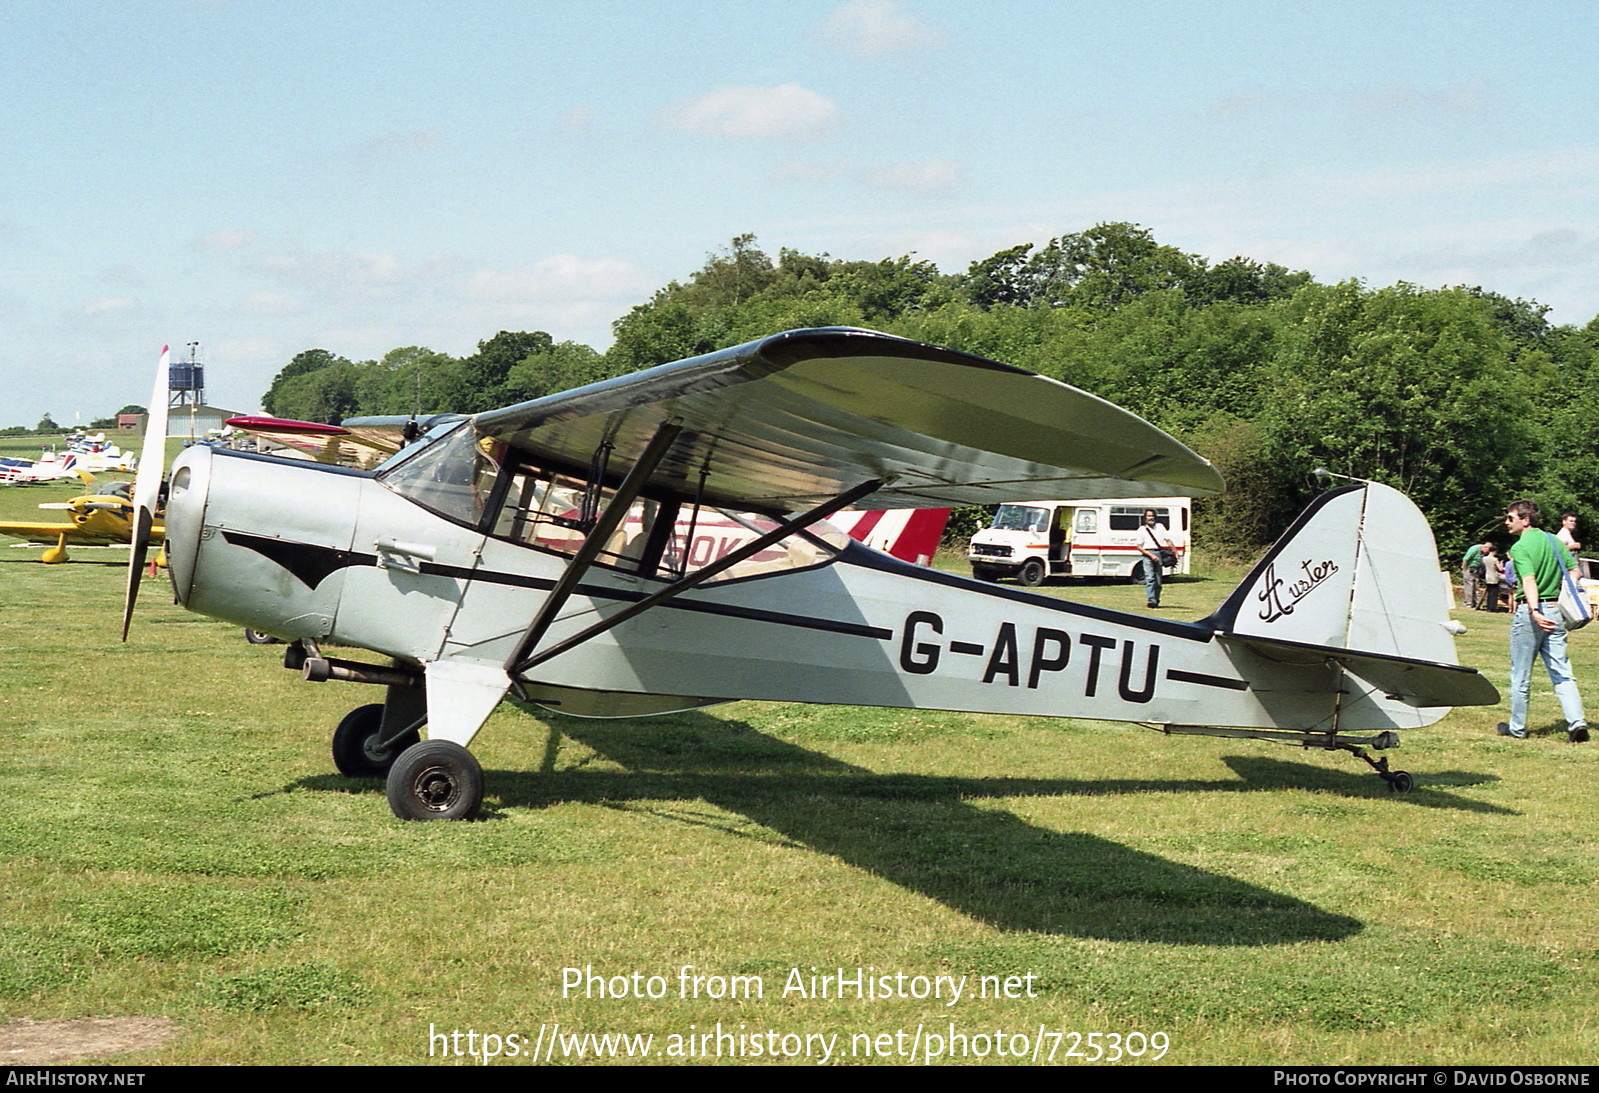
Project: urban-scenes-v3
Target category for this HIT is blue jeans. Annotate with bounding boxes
[1508,603,1586,736]
[1140,555,1162,606]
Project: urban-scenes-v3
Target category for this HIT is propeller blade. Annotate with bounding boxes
[122,346,171,641]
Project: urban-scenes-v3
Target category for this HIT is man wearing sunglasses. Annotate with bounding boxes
[1499,499,1588,742]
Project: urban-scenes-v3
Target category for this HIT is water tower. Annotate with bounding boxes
[169,341,205,409]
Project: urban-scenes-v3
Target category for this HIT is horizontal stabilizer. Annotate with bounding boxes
[1223,634,1500,708]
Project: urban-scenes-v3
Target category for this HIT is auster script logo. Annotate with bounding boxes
[1256,559,1339,623]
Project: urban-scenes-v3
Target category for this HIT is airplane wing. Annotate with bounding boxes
[0,519,81,544]
[228,414,461,469]
[471,327,1223,512]
[225,417,390,468]
[0,517,163,547]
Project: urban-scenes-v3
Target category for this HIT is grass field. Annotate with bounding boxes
[2,467,1597,1065]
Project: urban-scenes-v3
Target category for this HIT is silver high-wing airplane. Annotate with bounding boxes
[124,329,1497,820]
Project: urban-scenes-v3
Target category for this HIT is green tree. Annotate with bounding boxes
[266,359,369,424]
[1252,281,1537,541]
[962,223,1206,311]
[500,341,608,404]
[263,349,353,416]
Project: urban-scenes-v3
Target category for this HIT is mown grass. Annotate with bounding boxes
[1,513,1596,1065]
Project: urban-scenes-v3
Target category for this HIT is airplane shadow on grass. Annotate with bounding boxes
[298,706,1514,942]
[481,707,1519,944]
[297,708,1510,943]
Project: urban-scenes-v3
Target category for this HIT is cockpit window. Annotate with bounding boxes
[488,460,846,583]
[376,421,500,526]
[382,426,847,583]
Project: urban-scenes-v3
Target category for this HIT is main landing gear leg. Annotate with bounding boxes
[331,682,425,779]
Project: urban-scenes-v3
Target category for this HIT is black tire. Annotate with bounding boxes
[332,704,419,778]
[1387,770,1414,794]
[1018,558,1045,587]
[243,628,281,645]
[386,740,483,821]
[971,564,999,582]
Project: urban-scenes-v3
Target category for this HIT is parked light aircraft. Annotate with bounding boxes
[124,329,1498,820]
[0,480,164,563]
[0,451,89,486]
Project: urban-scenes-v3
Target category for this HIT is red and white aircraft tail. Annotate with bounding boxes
[832,508,950,566]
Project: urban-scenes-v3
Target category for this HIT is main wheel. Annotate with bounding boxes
[243,628,281,645]
[1018,558,1045,587]
[332,704,419,778]
[386,740,484,821]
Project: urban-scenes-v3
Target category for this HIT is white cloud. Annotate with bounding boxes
[823,0,943,57]
[665,83,840,140]
[193,228,257,252]
[1351,80,1492,116]
[253,248,460,291]
[464,255,656,303]
[239,291,299,316]
[864,159,961,194]
[355,128,441,163]
[557,106,594,133]
[772,159,847,184]
[83,296,136,315]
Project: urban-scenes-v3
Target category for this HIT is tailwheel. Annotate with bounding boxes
[1345,738,1414,793]
[331,703,419,778]
[386,740,483,821]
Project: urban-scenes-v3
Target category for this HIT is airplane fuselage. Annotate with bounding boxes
[163,444,1438,738]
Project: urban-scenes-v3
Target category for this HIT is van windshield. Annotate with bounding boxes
[991,504,1049,533]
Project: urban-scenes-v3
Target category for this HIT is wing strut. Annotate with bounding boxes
[502,422,683,675]
[509,476,883,677]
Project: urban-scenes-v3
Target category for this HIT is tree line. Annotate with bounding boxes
[262,224,1599,558]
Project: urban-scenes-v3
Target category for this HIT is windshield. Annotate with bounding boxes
[991,504,1049,533]
[376,420,501,526]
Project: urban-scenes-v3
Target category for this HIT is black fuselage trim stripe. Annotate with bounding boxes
[837,542,1215,642]
[1165,668,1250,691]
[221,530,888,640]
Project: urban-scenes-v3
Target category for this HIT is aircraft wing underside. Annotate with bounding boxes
[470,328,1225,512]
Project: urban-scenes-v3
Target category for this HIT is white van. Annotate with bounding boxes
[967,498,1192,585]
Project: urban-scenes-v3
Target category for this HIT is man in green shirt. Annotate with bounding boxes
[1461,540,1490,609]
[1498,499,1588,742]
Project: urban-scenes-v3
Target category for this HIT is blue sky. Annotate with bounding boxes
[4,0,1598,428]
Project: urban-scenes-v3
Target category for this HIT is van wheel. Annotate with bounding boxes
[971,564,999,582]
[1018,559,1045,586]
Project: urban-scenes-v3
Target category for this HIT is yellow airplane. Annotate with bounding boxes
[0,480,165,563]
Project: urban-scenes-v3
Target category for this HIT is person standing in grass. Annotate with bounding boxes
[1498,499,1588,742]
[1462,539,1491,609]
[1482,543,1504,613]
[1136,508,1172,610]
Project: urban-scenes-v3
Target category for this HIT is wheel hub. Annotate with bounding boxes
[414,766,460,812]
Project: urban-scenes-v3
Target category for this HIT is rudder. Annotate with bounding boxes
[1207,482,1461,667]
